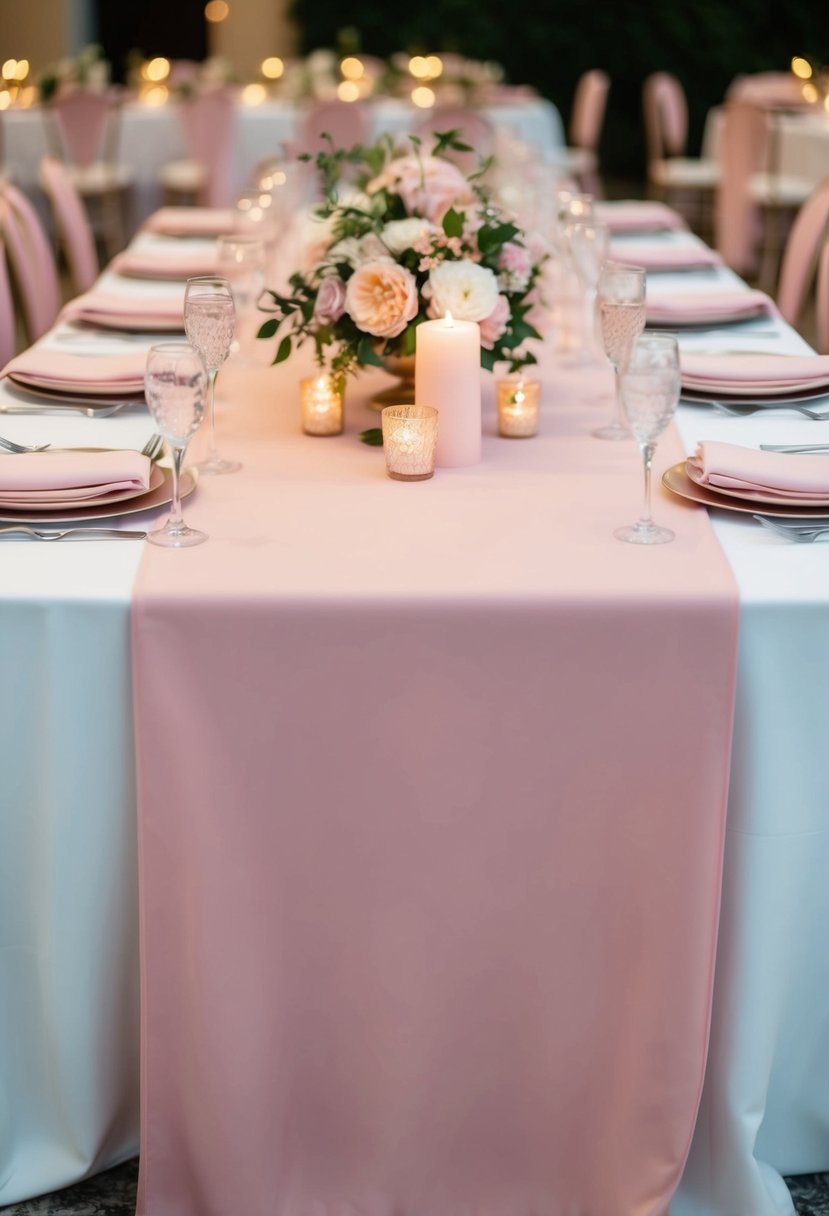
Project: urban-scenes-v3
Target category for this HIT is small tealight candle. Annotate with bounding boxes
[381,405,439,481]
[300,374,344,435]
[496,375,541,438]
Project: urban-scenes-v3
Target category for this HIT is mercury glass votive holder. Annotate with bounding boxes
[381,405,439,481]
[496,375,541,437]
[300,374,344,436]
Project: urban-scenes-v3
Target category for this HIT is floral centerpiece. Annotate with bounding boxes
[258,131,548,393]
[38,44,110,102]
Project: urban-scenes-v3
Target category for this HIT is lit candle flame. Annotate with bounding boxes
[444,311,455,328]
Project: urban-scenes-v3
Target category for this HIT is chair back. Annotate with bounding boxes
[569,70,610,151]
[40,155,98,294]
[776,179,829,326]
[49,89,115,168]
[175,88,236,206]
[713,100,768,275]
[643,72,688,164]
[298,101,370,154]
[0,181,61,340]
[815,235,829,355]
[0,211,17,369]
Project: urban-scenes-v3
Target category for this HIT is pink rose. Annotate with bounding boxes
[368,155,472,224]
[478,294,510,349]
[314,275,347,326]
[345,260,419,339]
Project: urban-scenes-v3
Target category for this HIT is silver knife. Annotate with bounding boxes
[759,444,829,454]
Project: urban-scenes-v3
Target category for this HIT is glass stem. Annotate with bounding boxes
[613,365,626,430]
[584,286,596,356]
[207,368,219,459]
[640,442,655,529]
[169,443,186,530]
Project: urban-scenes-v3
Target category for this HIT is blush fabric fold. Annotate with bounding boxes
[681,351,829,396]
[143,207,236,238]
[609,241,722,271]
[647,289,775,327]
[2,349,147,394]
[0,449,151,507]
[113,249,220,280]
[61,292,185,331]
[595,200,688,233]
[688,441,829,501]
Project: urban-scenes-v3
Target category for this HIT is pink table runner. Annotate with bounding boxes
[132,348,738,1216]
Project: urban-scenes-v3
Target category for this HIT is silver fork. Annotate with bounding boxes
[142,432,165,461]
[0,435,51,453]
[709,401,829,419]
[0,527,148,541]
[753,515,829,541]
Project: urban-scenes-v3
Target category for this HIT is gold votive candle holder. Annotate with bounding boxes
[496,375,541,438]
[300,374,344,435]
[381,405,439,481]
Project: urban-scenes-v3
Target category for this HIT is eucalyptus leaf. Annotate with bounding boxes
[360,427,384,446]
[257,318,279,339]
[273,336,292,365]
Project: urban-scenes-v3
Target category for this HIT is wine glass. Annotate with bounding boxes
[144,342,208,548]
[565,219,609,364]
[183,276,239,475]
[217,235,266,367]
[594,261,647,441]
[614,332,681,546]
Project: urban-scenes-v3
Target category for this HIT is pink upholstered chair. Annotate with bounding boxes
[0,212,17,368]
[714,99,814,282]
[297,100,370,154]
[46,87,134,256]
[159,88,236,207]
[40,155,98,294]
[776,179,829,331]
[642,72,719,231]
[559,69,610,196]
[0,181,62,341]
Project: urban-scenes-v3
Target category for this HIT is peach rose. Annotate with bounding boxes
[344,260,419,339]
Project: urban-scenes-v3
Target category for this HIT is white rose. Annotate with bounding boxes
[327,232,387,268]
[381,218,435,256]
[428,260,500,323]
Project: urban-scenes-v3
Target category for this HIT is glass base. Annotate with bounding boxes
[593,421,632,440]
[194,454,242,475]
[614,522,674,545]
[148,522,208,548]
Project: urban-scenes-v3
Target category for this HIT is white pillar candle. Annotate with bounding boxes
[415,313,481,468]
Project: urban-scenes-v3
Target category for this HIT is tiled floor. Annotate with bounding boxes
[4,1160,829,1216]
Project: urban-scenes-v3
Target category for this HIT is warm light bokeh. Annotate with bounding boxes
[242,82,266,105]
[205,0,230,23]
[791,56,813,80]
[146,56,170,82]
[337,80,360,102]
[261,56,284,79]
[411,85,435,108]
[340,56,364,80]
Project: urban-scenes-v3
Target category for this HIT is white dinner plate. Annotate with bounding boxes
[0,467,196,524]
[663,462,829,517]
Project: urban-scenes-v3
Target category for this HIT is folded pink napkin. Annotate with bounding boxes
[647,289,775,326]
[113,249,219,280]
[61,292,185,330]
[143,207,236,238]
[681,352,829,396]
[0,449,151,507]
[2,349,147,394]
[595,200,688,233]
[609,241,722,271]
[688,441,829,501]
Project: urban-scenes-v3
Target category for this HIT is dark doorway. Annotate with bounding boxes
[94,0,207,82]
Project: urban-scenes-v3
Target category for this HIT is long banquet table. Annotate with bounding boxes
[2,213,829,1216]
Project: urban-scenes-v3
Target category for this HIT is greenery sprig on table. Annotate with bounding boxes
[257,130,548,393]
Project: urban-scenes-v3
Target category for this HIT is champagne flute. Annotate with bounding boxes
[614,332,681,545]
[594,261,647,440]
[565,219,609,364]
[183,276,239,475]
[144,342,208,548]
[217,235,266,367]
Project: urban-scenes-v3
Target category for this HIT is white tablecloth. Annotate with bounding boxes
[2,95,564,233]
[2,226,829,1213]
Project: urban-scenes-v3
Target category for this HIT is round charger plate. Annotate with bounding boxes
[0,461,166,513]
[7,374,146,401]
[0,467,197,524]
[684,460,829,508]
[662,462,829,518]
